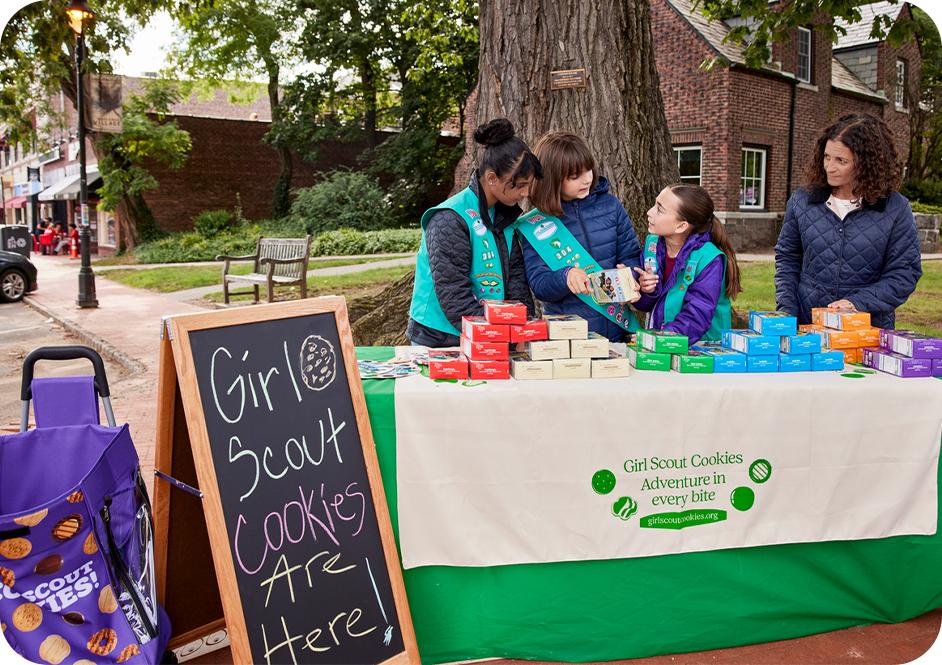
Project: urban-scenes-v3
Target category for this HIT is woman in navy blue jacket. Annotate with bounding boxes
[521,132,642,342]
[775,113,921,329]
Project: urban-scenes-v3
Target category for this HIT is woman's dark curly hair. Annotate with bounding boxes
[804,113,901,204]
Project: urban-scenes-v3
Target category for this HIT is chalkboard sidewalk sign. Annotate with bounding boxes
[152,297,420,665]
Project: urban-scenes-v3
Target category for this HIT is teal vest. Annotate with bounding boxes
[409,187,516,336]
[642,234,731,341]
[517,209,640,333]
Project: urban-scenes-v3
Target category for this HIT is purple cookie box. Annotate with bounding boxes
[884,330,942,359]
[933,358,942,377]
[869,348,933,377]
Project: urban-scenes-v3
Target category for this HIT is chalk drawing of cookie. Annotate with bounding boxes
[51,514,82,541]
[13,508,47,527]
[300,335,337,391]
[0,537,32,560]
[12,602,42,632]
[38,634,70,664]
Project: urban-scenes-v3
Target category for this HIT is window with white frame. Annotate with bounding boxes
[740,147,767,209]
[896,59,907,108]
[673,146,702,185]
[797,27,812,83]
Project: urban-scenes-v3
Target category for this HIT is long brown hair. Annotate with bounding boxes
[528,132,598,216]
[670,184,741,300]
[804,113,900,204]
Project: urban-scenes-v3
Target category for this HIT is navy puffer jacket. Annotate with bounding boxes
[774,186,922,329]
[522,176,642,342]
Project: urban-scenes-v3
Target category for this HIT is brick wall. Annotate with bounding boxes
[876,6,920,167]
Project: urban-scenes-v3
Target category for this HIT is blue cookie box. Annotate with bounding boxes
[723,330,780,356]
[780,333,822,355]
[778,353,812,372]
[690,343,748,373]
[812,351,845,371]
[749,311,798,337]
[748,355,778,372]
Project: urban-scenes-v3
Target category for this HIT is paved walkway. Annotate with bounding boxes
[18,252,942,665]
[91,252,415,272]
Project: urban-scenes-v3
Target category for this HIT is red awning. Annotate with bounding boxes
[2,196,27,209]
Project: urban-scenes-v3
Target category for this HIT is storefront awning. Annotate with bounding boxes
[2,195,28,209]
[38,165,100,201]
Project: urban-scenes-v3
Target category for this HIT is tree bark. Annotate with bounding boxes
[461,0,678,236]
[267,71,293,217]
[361,60,379,146]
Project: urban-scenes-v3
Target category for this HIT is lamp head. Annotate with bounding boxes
[65,0,95,35]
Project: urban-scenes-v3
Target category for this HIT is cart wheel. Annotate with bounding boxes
[0,268,27,303]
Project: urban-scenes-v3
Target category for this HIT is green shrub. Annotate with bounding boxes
[912,200,942,215]
[902,179,942,207]
[311,228,421,257]
[192,209,234,236]
[290,170,388,234]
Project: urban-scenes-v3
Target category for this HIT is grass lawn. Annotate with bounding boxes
[738,260,942,336]
[203,264,415,304]
[100,257,390,293]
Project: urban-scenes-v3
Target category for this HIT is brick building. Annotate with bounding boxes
[651,0,920,249]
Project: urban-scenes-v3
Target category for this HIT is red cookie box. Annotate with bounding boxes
[462,316,510,342]
[483,300,528,325]
[469,358,511,380]
[461,335,510,360]
[429,351,469,380]
[510,318,549,342]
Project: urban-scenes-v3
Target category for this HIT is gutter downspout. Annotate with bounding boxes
[785,77,797,201]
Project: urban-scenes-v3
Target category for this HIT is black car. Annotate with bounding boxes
[0,250,38,302]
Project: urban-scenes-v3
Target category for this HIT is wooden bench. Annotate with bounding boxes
[216,236,311,304]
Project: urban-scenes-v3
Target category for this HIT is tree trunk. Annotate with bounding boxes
[462,0,678,237]
[361,60,379,146]
[268,73,292,217]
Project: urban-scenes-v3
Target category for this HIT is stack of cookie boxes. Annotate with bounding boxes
[714,311,846,372]
[863,330,942,378]
[630,330,711,373]
[801,308,883,365]
[514,314,630,379]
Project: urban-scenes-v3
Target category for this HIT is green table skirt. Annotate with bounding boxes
[357,347,942,664]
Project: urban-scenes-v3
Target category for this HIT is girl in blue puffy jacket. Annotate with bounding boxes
[520,132,643,342]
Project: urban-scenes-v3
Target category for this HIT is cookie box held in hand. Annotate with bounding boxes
[429,351,468,380]
[589,266,641,304]
[483,300,528,325]
[462,316,510,343]
[749,311,798,337]
[461,335,509,361]
[628,346,671,371]
[637,329,689,355]
[543,314,589,340]
[470,358,511,380]
[571,331,610,359]
[690,342,748,373]
[510,319,549,342]
[723,330,778,356]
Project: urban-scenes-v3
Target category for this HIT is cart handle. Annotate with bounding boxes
[21,346,111,400]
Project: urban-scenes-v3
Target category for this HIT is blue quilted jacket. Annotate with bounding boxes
[774,187,922,329]
[522,176,642,341]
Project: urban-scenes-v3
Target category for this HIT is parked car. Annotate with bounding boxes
[0,250,38,302]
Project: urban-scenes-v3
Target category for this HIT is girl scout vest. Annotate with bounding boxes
[642,234,731,341]
[410,187,516,336]
[517,209,640,333]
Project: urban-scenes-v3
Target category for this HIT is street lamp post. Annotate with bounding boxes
[67,0,98,308]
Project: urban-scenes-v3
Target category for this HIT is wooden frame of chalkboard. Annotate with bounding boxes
[152,297,420,665]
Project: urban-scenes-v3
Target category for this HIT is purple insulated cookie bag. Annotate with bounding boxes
[0,347,170,664]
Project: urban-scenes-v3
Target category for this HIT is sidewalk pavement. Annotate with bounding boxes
[19,253,942,665]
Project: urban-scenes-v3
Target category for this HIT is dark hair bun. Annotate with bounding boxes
[474,118,516,146]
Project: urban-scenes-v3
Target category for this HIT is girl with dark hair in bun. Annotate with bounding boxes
[408,118,542,347]
[775,113,921,328]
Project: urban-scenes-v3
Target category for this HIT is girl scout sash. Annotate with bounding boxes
[642,234,731,340]
[517,209,639,332]
[410,187,515,335]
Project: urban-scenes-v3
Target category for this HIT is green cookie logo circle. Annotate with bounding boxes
[748,459,772,484]
[612,496,638,520]
[592,469,616,495]
[730,486,755,511]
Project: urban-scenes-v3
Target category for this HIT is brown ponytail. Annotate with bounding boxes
[670,184,742,300]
